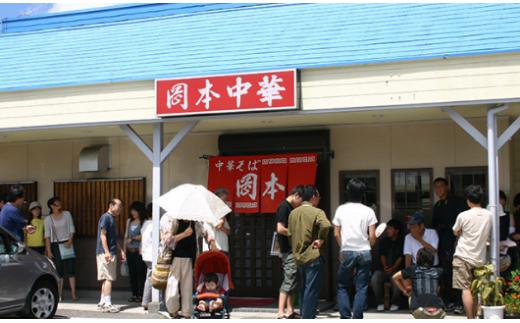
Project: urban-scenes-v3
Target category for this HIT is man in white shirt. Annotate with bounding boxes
[403,212,439,268]
[333,178,377,319]
[452,185,491,319]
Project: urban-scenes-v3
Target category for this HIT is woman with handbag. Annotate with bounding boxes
[44,197,78,301]
[124,201,147,303]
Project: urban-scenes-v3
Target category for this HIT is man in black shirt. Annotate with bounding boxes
[276,185,304,319]
[371,219,404,312]
[432,177,467,312]
[393,248,446,319]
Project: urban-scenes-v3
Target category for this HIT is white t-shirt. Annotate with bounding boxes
[332,203,378,252]
[403,228,439,266]
[203,218,230,253]
[140,219,153,263]
[453,207,492,267]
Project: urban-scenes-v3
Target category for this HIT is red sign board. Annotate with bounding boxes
[156,70,297,117]
[208,153,317,214]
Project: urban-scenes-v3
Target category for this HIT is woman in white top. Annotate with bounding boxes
[44,197,77,301]
[140,203,153,310]
[202,188,231,254]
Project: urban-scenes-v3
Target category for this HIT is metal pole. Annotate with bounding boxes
[151,123,163,303]
[487,106,507,277]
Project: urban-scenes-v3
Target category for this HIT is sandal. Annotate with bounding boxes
[276,315,286,319]
[286,312,301,319]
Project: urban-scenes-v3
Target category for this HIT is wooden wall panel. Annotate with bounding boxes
[54,178,146,237]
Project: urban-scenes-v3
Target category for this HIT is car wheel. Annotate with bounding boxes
[23,280,58,319]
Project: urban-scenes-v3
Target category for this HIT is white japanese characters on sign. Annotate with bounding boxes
[196,79,221,110]
[227,77,252,108]
[166,83,188,110]
[257,74,286,107]
[262,172,286,200]
[236,173,258,200]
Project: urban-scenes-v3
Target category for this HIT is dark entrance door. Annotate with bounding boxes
[218,130,332,299]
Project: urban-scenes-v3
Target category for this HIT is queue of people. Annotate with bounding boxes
[273,178,516,320]
[2,177,519,319]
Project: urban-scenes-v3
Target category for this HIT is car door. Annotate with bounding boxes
[0,230,30,311]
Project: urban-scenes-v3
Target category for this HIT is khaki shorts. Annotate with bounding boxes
[279,253,298,294]
[97,253,117,281]
[452,257,475,290]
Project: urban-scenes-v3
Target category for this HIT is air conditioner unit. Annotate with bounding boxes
[79,145,111,173]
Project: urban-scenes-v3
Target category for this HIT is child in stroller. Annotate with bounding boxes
[195,273,226,313]
[193,251,233,319]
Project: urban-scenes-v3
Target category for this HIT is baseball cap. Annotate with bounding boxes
[407,212,425,225]
[29,201,42,211]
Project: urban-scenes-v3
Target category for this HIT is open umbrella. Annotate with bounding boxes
[154,184,231,224]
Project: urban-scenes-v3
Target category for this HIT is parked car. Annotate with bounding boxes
[0,226,59,319]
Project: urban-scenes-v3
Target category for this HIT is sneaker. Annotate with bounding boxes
[377,304,385,312]
[390,305,399,312]
[103,304,120,313]
[453,306,465,315]
[97,303,105,311]
[446,303,455,312]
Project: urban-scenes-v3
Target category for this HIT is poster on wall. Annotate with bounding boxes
[208,153,317,214]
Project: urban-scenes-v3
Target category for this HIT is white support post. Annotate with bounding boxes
[120,125,153,162]
[151,123,163,303]
[487,105,508,277]
[121,122,198,306]
[497,106,518,150]
[161,121,199,163]
[443,107,487,149]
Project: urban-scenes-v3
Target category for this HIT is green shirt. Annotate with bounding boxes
[288,202,331,266]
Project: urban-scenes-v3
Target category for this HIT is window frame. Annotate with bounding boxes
[391,167,434,220]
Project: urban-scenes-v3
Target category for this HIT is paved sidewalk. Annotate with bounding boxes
[56,290,466,319]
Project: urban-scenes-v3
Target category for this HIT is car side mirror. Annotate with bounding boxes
[15,242,26,254]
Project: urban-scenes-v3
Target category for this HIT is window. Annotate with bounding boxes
[392,168,433,225]
[446,167,487,199]
[339,170,380,220]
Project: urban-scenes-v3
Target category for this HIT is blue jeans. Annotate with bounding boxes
[337,250,372,319]
[299,257,324,319]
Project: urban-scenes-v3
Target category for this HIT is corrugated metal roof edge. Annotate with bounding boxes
[2,49,519,94]
[0,3,289,38]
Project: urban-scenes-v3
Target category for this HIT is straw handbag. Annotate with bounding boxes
[151,247,173,290]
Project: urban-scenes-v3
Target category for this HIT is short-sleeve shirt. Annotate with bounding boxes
[275,200,293,254]
[0,203,26,241]
[453,207,492,267]
[376,236,404,270]
[403,229,439,266]
[96,212,118,255]
[402,266,444,310]
[332,203,377,252]
[44,211,75,243]
[26,218,45,247]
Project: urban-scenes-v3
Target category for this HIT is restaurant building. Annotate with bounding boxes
[2,3,520,299]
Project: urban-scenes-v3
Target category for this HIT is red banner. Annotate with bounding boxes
[260,156,288,214]
[208,153,317,214]
[156,70,297,117]
[287,154,318,193]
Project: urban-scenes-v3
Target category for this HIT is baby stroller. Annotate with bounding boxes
[193,251,233,319]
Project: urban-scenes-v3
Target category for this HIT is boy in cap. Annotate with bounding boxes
[403,212,439,268]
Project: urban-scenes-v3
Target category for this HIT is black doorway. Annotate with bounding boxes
[218,129,332,299]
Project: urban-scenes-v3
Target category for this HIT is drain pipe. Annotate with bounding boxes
[487,105,508,277]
